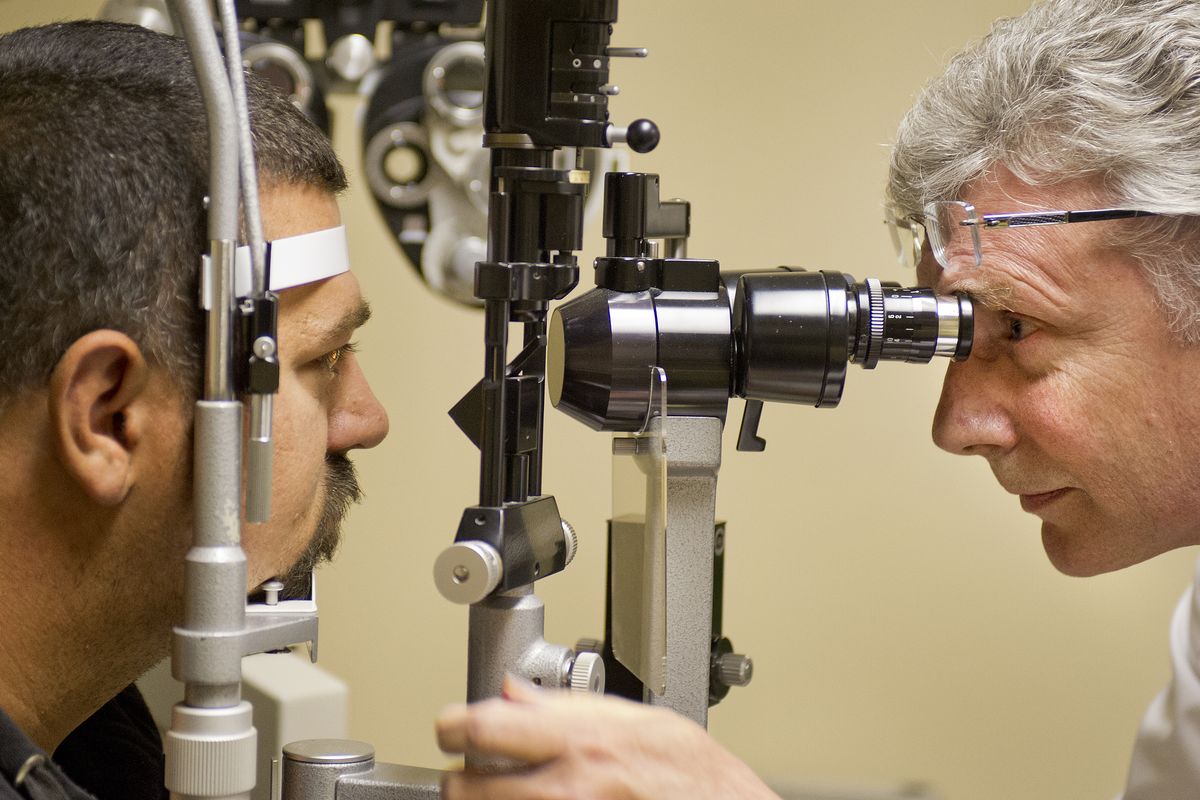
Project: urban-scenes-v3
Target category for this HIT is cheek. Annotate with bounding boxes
[272,376,331,516]
[242,373,332,585]
[1026,352,1196,504]
[1016,355,1141,473]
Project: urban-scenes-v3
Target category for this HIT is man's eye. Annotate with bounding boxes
[317,341,358,374]
[1005,314,1036,342]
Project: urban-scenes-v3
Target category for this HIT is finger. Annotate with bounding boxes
[443,768,563,800]
[439,699,568,764]
[501,672,547,704]
[436,702,471,754]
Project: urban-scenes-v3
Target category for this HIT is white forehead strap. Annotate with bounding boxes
[234,224,351,297]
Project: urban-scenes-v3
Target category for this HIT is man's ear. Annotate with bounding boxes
[48,330,152,506]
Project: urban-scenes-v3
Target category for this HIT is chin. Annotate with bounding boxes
[1041,522,1131,577]
[1040,520,1188,577]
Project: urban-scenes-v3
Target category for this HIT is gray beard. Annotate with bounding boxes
[278,452,362,599]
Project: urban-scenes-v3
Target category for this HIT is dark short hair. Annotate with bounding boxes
[0,20,348,402]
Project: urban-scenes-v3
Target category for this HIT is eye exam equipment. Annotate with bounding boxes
[123,0,621,307]
[161,0,975,798]
[282,0,973,796]
[545,170,972,723]
[165,3,325,799]
[106,0,489,305]
[226,0,491,305]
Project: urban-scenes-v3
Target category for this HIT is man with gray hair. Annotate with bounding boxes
[436,1,1200,796]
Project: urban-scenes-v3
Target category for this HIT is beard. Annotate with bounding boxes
[277,452,362,599]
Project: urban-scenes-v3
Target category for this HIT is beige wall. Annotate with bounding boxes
[4,2,1197,798]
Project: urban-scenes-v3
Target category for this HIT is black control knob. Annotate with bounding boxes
[606,119,661,153]
[626,118,660,153]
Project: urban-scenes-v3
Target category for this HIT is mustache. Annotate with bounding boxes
[278,452,362,599]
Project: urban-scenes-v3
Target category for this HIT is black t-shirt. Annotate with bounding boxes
[0,706,92,800]
[53,685,166,800]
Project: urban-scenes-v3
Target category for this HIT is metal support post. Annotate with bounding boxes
[646,416,723,727]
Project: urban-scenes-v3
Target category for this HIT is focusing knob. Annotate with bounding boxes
[574,637,603,655]
[716,653,754,688]
[433,541,503,604]
[569,651,605,694]
[561,519,579,567]
[863,277,885,369]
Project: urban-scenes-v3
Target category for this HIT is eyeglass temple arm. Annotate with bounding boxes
[972,209,1158,228]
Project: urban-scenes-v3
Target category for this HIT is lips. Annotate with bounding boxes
[1019,488,1070,513]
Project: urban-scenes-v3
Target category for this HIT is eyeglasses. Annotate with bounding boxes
[885,201,1159,270]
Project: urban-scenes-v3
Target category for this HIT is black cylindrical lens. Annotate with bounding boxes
[733,270,851,407]
[548,268,973,430]
[735,270,972,408]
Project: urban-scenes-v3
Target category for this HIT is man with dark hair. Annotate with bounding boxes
[0,19,388,798]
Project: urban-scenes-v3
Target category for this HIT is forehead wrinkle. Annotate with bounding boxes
[941,219,1076,314]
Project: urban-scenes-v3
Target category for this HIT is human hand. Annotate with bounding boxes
[436,674,780,800]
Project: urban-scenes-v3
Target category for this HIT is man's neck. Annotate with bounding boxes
[0,400,170,751]
[0,551,168,752]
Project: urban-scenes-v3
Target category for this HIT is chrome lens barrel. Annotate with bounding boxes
[848,278,973,367]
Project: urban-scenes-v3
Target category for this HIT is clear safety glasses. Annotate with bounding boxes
[885,201,1159,270]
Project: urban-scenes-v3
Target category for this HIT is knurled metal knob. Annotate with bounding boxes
[433,541,503,605]
[561,519,579,567]
[864,277,885,368]
[569,651,605,694]
[716,653,753,688]
[574,637,603,655]
[164,702,257,796]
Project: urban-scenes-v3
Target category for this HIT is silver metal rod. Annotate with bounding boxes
[217,0,277,524]
[204,238,236,401]
[216,0,267,294]
[606,46,648,58]
[174,0,239,400]
[172,0,238,245]
[466,585,573,771]
[181,399,247,707]
[167,5,259,797]
[246,393,274,522]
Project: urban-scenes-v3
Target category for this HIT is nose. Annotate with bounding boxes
[327,353,390,452]
[931,354,1018,457]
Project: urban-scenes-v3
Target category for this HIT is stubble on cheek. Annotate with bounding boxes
[277,453,362,598]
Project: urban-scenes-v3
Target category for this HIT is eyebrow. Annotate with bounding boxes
[942,278,1015,311]
[311,299,373,347]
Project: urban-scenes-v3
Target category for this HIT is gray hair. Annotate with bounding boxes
[887,0,1200,338]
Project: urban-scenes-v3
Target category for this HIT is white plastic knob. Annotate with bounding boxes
[164,702,257,796]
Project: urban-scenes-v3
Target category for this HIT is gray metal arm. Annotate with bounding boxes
[165,3,315,798]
